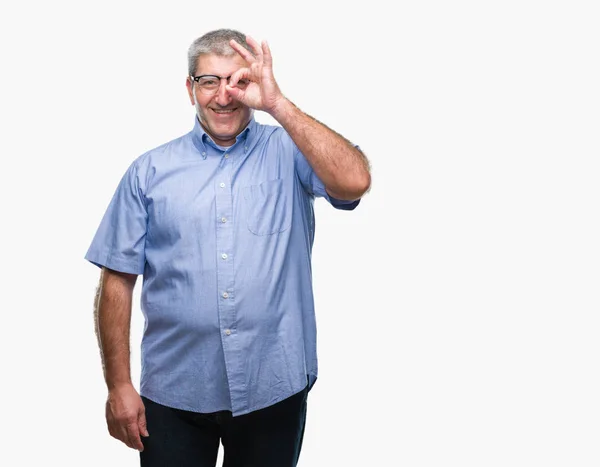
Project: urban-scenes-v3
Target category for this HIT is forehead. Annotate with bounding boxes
[195,53,247,76]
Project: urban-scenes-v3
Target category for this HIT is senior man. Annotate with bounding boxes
[86,28,371,467]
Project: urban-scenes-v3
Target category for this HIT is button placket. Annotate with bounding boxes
[214,147,240,390]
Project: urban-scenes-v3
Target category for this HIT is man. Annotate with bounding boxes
[86,28,371,467]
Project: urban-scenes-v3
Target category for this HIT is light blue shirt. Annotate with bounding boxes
[85,117,360,416]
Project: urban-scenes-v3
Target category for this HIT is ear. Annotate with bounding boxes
[186,77,195,106]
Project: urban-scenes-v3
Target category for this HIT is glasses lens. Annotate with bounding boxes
[197,77,220,94]
[195,76,250,94]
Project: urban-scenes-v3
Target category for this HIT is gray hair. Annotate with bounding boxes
[188,29,253,76]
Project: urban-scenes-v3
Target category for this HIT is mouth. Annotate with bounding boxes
[211,108,238,115]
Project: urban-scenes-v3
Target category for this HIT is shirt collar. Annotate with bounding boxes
[191,115,257,159]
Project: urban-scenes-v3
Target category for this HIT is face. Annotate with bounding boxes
[186,53,253,147]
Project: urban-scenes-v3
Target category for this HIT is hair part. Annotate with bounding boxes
[188,28,253,76]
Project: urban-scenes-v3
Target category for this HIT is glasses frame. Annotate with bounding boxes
[190,74,248,95]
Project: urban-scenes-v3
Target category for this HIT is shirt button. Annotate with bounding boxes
[222,292,229,299]
[225,329,231,336]
[202,151,206,156]
[224,154,229,159]
[219,182,225,188]
[221,253,228,260]
[221,217,227,223]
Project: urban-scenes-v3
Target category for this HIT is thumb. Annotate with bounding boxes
[225,85,245,103]
[138,408,149,437]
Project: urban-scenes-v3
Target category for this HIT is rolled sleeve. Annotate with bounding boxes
[311,170,361,210]
[85,160,148,275]
[293,144,361,211]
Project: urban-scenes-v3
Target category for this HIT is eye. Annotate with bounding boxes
[200,79,218,87]
[237,79,250,88]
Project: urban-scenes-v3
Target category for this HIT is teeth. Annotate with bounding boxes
[214,109,235,113]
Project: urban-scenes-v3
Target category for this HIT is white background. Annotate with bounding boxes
[1,0,599,465]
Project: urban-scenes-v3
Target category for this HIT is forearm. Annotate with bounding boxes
[94,267,137,390]
[270,98,371,200]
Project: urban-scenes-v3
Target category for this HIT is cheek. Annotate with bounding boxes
[194,93,211,108]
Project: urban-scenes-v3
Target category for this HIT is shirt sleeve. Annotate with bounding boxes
[292,142,361,211]
[84,160,148,275]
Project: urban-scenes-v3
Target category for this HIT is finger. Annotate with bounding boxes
[225,83,245,103]
[138,409,149,438]
[229,67,250,88]
[115,425,134,449]
[262,40,273,67]
[230,39,255,64]
[245,36,263,62]
[126,422,145,451]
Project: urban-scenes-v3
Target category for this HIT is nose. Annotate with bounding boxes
[214,78,232,106]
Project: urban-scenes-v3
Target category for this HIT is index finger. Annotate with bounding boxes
[230,39,255,64]
[229,67,250,88]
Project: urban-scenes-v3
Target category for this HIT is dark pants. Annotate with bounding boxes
[140,385,308,467]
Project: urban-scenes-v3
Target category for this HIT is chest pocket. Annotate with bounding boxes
[242,178,292,235]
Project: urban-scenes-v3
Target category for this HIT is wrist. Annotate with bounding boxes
[268,96,294,122]
[106,377,133,392]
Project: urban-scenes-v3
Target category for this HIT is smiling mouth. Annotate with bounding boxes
[212,108,237,114]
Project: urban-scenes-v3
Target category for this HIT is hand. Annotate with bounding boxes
[105,384,149,452]
[226,36,286,115]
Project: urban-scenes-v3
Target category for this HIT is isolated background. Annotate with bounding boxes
[1,0,599,465]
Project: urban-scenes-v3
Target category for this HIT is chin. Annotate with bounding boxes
[211,125,237,137]
[200,114,249,144]
[213,121,241,133]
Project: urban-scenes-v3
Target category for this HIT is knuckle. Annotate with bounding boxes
[117,413,137,425]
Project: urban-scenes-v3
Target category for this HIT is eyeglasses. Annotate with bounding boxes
[190,74,250,95]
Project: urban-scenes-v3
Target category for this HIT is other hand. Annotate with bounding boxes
[105,384,149,451]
